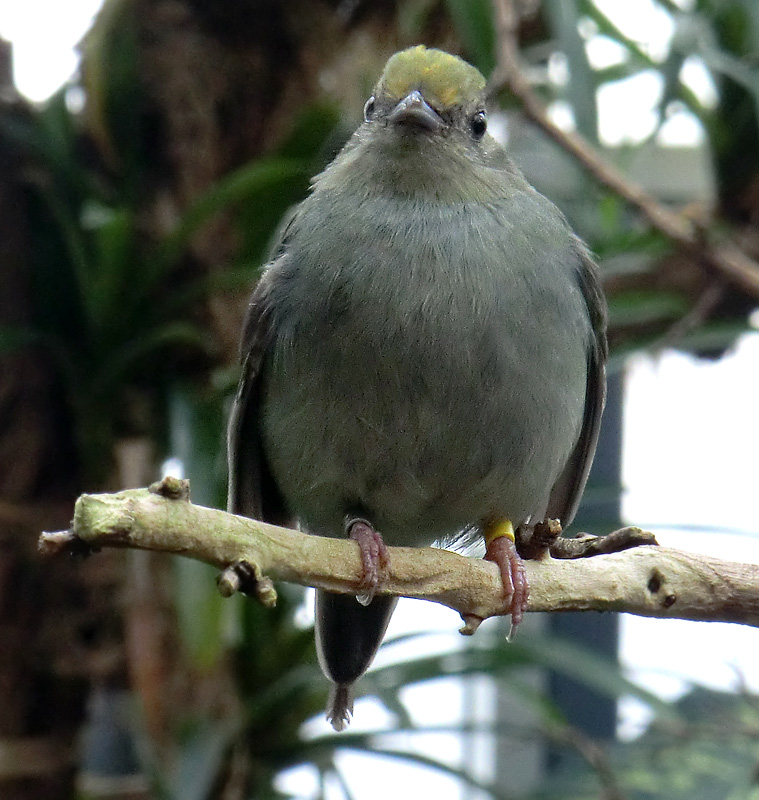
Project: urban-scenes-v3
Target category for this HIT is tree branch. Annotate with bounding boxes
[38,479,759,632]
[490,0,759,299]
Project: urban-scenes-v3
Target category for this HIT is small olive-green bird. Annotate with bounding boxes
[228,45,607,731]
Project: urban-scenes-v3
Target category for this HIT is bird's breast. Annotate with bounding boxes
[260,193,590,544]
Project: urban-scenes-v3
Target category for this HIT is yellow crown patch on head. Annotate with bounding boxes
[378,45,486,110]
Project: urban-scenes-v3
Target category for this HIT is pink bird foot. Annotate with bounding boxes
[484,522,529,636]
[346,517,390,606]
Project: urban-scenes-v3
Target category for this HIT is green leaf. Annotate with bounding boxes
[33,180,96,327]
[83,0,145,185]
[174,559,229,672]
[519,637,679,722]
[168,387,230,670]
[276,102,342,163]
[170,721,236,800]
[580,0,657,69]
[85,204,137,335]
[34,89,80,178]
[443,0,497,77]
[593,62,644,85]
[545,0,599,142]
[672,10,759,126]
[0,326,40,352]
[333,744,514,800]
[92,322,210,395]
[398,0,439,39]
[358,630,679,727]
[607,290,690,327]
[674,318,754,355]
[152,158,309,279]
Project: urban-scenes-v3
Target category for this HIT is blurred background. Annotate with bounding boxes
[1,0,758,798]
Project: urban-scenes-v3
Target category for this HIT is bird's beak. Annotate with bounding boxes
[388,90,443,132]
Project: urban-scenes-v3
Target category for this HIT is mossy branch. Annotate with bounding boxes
[38,478,759,632]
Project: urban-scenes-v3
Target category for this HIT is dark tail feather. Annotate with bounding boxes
[315,591,398,728]
[326,684,354,732]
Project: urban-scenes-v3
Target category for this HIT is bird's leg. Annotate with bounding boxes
[345,517,390,606]
[483,519,529,636]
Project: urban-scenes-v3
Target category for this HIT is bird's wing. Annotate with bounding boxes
[547,240,608,528]
[227,264,290,524]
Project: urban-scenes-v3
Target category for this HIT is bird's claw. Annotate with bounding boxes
[346,517,389,605]
[484,535,529,632]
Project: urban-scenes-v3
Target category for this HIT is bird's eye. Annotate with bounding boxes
[363,96,376,122]
[470,111,487,139]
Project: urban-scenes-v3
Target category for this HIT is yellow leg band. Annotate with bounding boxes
[483,519,515,546]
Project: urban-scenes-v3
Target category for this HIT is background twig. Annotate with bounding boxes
[490,0,759,298]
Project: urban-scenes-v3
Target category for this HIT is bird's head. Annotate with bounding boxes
[315,46,522,202]
[365,45,489,145]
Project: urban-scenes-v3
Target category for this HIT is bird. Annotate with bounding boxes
[227,45,608,731]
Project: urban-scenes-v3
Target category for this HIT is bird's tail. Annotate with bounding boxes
[315,591,398,730]
[326,684,354,731]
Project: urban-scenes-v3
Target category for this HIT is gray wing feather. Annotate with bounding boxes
[547,240,608,527]
[227,266,289,524]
